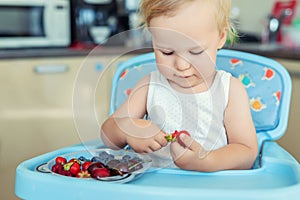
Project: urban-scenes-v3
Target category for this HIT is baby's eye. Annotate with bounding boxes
[161,50,174,56]
[189,50,204,55]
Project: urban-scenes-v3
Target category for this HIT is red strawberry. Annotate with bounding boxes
[69,162,81,176]
[76,170,91,178]
[165,130,178,142]
[55,156,67,165]
[172,130,180,138]
[63,161,81,176]
[165,130,191,143]
[165,134,174,142]
[165,130,186,142]
[90,168,111,178]
[69,158,81,165]
[82,161,93,171]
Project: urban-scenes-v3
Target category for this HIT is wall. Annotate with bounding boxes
[231,0,300,35]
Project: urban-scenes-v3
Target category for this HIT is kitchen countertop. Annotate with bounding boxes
[225,43,300,60]
[0,43,300,60]
[0,46,154,59]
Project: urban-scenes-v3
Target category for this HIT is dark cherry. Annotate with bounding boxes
[87,162,105,174]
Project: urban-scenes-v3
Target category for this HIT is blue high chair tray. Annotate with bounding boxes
[15,50,300,200]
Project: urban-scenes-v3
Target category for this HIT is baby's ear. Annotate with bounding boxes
[217,28,228,49]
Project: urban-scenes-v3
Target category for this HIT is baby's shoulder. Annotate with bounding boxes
[132,74,151,91]
[228,75,249,101]
[229,75,244,90]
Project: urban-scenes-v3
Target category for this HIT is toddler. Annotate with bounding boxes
[101,0,258,171]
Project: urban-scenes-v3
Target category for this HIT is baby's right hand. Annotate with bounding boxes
[125,129,169,153]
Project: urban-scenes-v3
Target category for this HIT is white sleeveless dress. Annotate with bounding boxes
[146,70,231,168]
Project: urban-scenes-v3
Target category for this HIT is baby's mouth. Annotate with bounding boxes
[175,74,193,79]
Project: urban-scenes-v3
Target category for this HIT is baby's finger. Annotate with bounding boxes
[154,134,168,147]
[170,141,189,161]
[149,141,164,152]
[178,133,199,151]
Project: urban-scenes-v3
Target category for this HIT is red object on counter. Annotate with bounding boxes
[271,0,297,25]
[69,41,97,50]
[271,0,298,43]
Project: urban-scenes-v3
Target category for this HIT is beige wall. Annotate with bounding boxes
[232,0,300,35]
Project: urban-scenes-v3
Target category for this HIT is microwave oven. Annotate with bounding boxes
[0,0,70,49]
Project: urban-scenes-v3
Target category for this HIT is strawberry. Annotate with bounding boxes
[63,161,81,176]
[70,162,81,176]
[69,158,81,165]
[82,161,93,171]
[76,170,91,178]
[165,130,180,142]
[165,130,190,143]
[172,130,180,138]
[55,156,67,165]
[165,134,175,142]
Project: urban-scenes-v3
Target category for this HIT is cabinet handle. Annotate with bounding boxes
[34,65,69,74]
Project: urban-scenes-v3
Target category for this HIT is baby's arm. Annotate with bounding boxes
[171,77,258,171]
[101,75,168,153]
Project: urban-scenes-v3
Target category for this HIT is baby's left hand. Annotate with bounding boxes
[170,133,205,170]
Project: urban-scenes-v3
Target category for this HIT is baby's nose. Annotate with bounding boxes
[175,55,191,71]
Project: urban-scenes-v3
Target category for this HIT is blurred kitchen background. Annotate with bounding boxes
[0,0,300,199]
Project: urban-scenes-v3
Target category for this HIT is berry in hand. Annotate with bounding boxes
[165,130,191,143]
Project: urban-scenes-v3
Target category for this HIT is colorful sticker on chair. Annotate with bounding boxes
[124,88,132,97]
[238,74,255,88]
[249,97,267,112]
[120,69,128,80]
[230,59,243,69]
[262,68,275,80]
[273,90,281,106]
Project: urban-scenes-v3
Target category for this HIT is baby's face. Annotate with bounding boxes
[149,0,227,92]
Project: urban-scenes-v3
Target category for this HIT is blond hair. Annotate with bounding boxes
[139,0,237,43]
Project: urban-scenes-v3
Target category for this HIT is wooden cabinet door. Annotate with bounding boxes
[0,54,133,200]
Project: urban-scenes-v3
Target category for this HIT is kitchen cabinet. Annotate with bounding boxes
[1,51,299,200]
[0,54,133,200]
[275,59,300,162]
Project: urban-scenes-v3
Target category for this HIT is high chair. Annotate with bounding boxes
[15,50,300,199]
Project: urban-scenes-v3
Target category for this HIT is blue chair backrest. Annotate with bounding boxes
[110,49,292,148]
